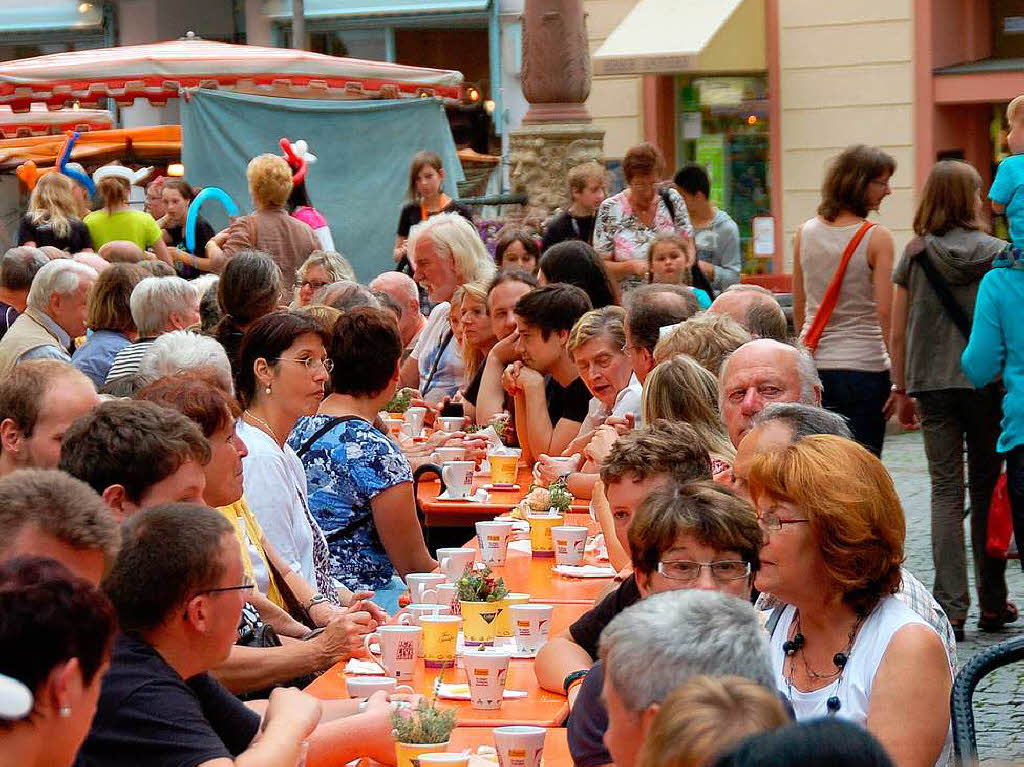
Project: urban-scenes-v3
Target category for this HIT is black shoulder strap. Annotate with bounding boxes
[916,251,972,340]
[658,188,675,221]
[421,328,454,396]
[765,604,787,638]
[296,415,360,458]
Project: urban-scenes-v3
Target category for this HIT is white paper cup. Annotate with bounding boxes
[464,649,512,709]
[437,546,476,581]
[541,455,580,474]
[398,603,451,625]
[551,525,588,566]
[509,604,553,654]
[431,446,466,464]
[476,520,513,566]
[406,572,446,604]
[435,582,459,614]
[345,676,414,698]
[493,725,546,767]
[441,460,475,499]
[404,406,427,434]
[364,625,421,681]
[439,416,467,433]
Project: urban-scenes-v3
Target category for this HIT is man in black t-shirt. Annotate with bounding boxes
[503,283,592,458]
[76,505,319,767]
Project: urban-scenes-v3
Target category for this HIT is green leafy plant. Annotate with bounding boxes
[547,478,574,513]
[390,697,457,745]
[524,479,575,514]
[455,565,509,602]
[385,388,412,414]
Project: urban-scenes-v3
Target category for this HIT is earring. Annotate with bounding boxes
[265,385,272,396]
[59,705,71,718]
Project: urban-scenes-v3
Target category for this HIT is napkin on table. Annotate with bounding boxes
[344,658,385,675]
[435,683,528,700]
[553,564,617,578]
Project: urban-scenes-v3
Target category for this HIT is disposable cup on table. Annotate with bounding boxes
[493,725,546,767]
[364,625,421,681]
[438,416,467,433]
[406,572,446,604]
[441,461,475,499]
[464,648,512,710]
[551,525,589,566]
[488,449,521,484]
[345,676,414,698]
[404,406,427,435]
[398,603,450,631]
[494,592,529,638]
[385,417,404,436]
[420,614,461,668]
[460,599,505,646]
[431,446,466,464]
[437,546,475,581]
[436,582,459,614]
[526,512,565,557]
[476,520,513,566]
[509,604,554,654]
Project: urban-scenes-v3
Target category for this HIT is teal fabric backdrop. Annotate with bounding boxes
[181,89,463,281]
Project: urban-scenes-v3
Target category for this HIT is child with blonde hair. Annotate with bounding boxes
[647,233,712,308]
[18,173,92,252]
[989,95,1024,247]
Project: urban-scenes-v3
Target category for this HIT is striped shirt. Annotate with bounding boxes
[103,338,156,384]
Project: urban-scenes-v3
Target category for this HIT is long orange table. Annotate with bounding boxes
[305,602,589,728]
[419,466,590,527]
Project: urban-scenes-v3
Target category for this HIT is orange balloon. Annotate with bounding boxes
[15,160,39,190]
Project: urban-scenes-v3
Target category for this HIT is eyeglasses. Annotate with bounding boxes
[278,356,334,373]
[656,560,751,583]
[193,576,255,598]
[295,279,330,291]
[756,511,809,532]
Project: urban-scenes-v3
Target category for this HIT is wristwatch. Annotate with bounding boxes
[890,384,906,394]
[304,594,329,611]
[563,669,589,695]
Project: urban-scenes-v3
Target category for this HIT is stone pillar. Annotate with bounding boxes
[509,0,604,224]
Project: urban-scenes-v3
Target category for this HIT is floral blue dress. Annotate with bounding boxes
[288,415,412,591]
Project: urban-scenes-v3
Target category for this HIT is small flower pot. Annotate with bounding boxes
[395,740,451,767]
[460,599,505,646]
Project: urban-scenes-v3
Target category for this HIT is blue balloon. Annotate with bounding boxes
[185,187,239,253]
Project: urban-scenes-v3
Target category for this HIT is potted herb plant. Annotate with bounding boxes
[385,387,413,417]
[519,479,575,556]
[391,696,457,767]
[455,566,508,646]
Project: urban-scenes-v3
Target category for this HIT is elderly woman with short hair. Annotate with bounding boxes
[748,435,951,767]
[593,142,694,287]
[72,263,146,386]
[400,212,496,404]
[135,330,234,394]
[103,275,200,384]
[292,250,357,308]
[207,154,320,298]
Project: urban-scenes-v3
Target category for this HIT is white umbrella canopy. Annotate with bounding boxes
[0,34,464,112]
[0,103,113,139]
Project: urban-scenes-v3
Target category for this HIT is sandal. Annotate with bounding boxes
[978,602,1019,632]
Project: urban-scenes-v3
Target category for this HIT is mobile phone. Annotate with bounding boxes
[440,401,464,418]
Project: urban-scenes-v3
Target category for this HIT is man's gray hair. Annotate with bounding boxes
[313,280,381,312]
[370,271,419,307]
[599,590,774,715]
[753,402,852,440]
[718,340,821,412]
[26,259,97,312]
[407,212,496,286]
[1,247,49,292]
[136,330,234,394]
[189,273,219,302]
[129,276,196,337]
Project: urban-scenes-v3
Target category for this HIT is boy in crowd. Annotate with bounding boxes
[542,162,607,251]
[673,163,742,292]
[990,94,1024,248]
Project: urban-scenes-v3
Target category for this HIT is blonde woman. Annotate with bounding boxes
[208,154,319,298]
[19,173,92,252]
[292,250,357,308]
[638,675,788,767]
[84,177,170,264]
[653,312,751,372]
[643,354,735,473]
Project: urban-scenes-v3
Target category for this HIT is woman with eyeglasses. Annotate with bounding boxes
[236,311,376,615]
[747,435,952,767]
[292,250,357,308]
[565,481,762,767]
[593,142,694,290]
[792,144,896,457]
[289,308,437,613]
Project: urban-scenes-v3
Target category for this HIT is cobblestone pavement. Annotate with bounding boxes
[884,431,1024,762]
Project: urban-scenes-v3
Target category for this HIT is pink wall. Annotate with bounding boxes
[934,104,996,187]
[930,0,992,69]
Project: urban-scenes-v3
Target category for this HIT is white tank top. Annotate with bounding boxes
[767,597,952,767]
[798,217,890,371]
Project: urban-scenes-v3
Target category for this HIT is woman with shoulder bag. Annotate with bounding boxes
[890,160,1013,640]
[793,145,896,456]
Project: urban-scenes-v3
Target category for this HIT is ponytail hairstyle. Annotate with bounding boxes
[96,176,130,211]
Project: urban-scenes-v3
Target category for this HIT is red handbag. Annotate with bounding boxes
[987,473,1019,559]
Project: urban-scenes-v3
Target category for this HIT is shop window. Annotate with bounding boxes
[309,28,388,61]
[675,75,770,273]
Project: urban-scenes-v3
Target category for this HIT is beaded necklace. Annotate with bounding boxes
[783,609,866,715]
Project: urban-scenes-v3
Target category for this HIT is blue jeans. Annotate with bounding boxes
[819,368,891,457]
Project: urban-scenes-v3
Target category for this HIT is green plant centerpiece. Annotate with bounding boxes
[385,388,412,415]
[391,695,457,767]
[517,478,575,517]
[456,566,509,646]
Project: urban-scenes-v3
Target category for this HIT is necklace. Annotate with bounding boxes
[783,608,865,715]
[243,410,280,444]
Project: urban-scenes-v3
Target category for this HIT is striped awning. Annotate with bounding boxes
[0,104,113,139]
[0,36,465,112]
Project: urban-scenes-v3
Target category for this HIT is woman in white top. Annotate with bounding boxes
[792,145,896,456]
[748,435,952,767]
[235,310,382,622]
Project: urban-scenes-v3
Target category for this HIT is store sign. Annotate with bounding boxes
[593,55,695,76]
